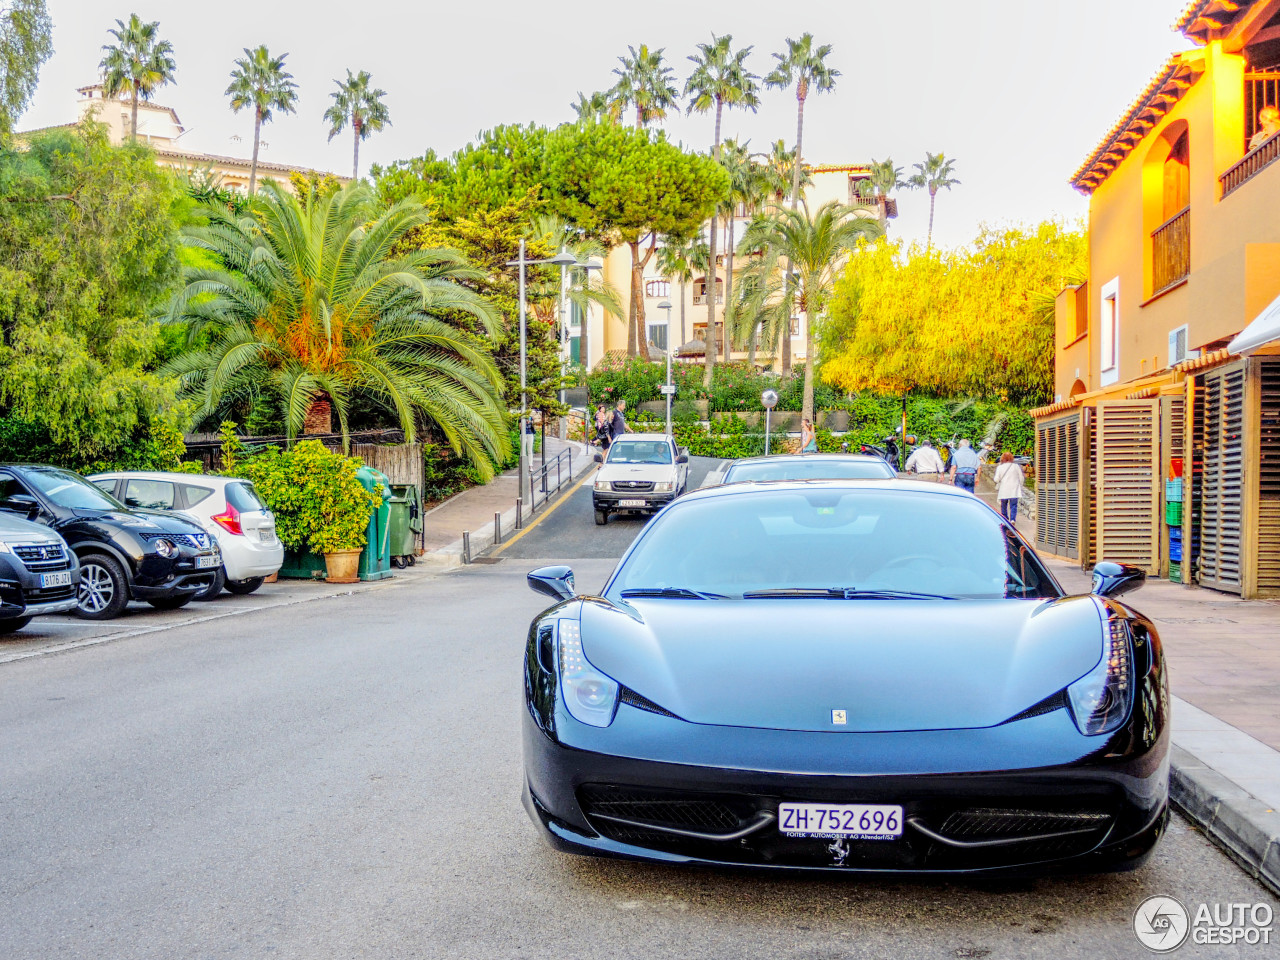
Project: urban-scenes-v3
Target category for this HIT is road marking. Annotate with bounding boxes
[491,469,594,555]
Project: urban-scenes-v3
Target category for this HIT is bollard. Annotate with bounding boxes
[494,512,501,545]
[462,531,471,564]
[516,498,523,530]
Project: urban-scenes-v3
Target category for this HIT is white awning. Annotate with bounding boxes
[1228,289,1280,356]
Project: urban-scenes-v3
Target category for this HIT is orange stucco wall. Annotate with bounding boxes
[1056,40,1280,400]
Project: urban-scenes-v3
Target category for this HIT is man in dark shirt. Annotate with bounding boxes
[609,400,630,441]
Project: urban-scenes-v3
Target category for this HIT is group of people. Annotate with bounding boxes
[593,399,630,450]
[902,438,1025,521]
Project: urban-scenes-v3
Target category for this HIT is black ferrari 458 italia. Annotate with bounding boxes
[522,480,1169,875]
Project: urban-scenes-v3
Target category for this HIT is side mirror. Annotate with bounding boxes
[1091,561,1146,599]
[593,452,604,463]
[0,493,39,520]
[528,565,576,602]
[676,452,689,464]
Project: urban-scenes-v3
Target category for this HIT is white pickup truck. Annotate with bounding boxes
[592,433,690,525]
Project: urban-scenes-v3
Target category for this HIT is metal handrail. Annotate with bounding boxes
[526,447,574,513]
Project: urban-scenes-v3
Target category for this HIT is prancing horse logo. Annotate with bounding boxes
[831,709,847,725]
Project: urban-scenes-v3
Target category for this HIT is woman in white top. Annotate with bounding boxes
[993,452,1025,522]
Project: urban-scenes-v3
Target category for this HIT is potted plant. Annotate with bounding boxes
[235,440,381,583]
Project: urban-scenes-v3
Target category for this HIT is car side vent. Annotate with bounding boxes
[619,686,681,719]
[1001,690,1067,724]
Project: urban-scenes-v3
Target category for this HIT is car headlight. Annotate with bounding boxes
[1067,619,1134,736]
[652,481,674,492]
[594,479,610,491]
[153,538,178,559]
[557,618,618,727]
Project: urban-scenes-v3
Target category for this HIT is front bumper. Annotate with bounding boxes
[522,698,1170,875]
[593,490,678,512]
[0,552,80,620]
[131,550,218,598]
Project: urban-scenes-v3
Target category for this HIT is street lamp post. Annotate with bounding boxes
[507,244,579,508]
[762,389,779,455]
[657,300,674,436]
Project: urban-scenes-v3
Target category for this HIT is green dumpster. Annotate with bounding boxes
[386,483,423,569]
[277,548,327,580]
[356,465,393,581]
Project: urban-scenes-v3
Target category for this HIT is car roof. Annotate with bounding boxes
[681,478,977,505]
[727,453,885,466]
[86,470,237,487]
[611,433,675,443]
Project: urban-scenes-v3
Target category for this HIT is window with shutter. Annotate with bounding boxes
[1034,412,1082,559]
[1256,357,1280,595]
[1096,400,1160,572]
[1197,363,1246,593]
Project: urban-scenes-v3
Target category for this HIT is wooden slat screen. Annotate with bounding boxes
[1096,400,1160,572]
[1084,409,1096,567]
[1198,363,1246,593]
[1257,357,1280,595]
[1034,412,1081,559]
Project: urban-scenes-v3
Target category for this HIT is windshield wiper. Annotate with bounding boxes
[620,587,727,600]
[742,587,957,600]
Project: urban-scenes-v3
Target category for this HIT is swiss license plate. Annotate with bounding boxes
[40,570,73,588]
[778,803,903,840]
[617,499,647,508]
[259,528,275,542]
[195,555,219,569]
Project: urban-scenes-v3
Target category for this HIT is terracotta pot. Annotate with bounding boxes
[323,548,361,584]
[264,572,279,584]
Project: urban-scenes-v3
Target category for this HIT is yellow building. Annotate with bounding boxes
[19,85,344,193]
[1033,0,1280,597]
[583,163,890,369]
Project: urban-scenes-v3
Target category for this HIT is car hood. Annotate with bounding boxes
[579,596,1105,732]
[598,463,677,482]
[71,508,205,536]
[0,512,64,545]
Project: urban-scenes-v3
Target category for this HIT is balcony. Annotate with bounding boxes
[1151,206,1190,295]
[692,293,724,305]
[1220,131,1280,198]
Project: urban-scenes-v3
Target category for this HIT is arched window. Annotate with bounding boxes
[1162,131,1189,219]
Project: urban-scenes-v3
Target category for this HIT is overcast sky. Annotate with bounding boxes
[25,1,1190,248]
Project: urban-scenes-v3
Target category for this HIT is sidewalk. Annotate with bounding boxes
[418,434,593,568]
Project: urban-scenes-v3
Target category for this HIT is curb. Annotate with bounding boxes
[1170,744,1280,895]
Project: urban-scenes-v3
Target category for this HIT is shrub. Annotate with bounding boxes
[233,440,381,554]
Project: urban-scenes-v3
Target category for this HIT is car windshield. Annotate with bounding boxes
[608,440,672,465]
[610,488,1060,601]
[24,468,125,511]
[724,459,895,482]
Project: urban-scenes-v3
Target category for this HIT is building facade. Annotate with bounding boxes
[581,164,890,369]
[1033,0,1280,597]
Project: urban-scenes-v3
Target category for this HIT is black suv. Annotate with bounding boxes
[0,465,220,620]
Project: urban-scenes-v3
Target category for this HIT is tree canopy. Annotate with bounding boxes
[0,0,52,136]
[822,221,1085,405]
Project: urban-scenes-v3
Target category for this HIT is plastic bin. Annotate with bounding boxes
[1169,562,1183,584]
[277,548,327,580]
[1170,541,1183,562]
[1170,457,1184,478]
[386,483,423,568]
[1165,478,1183,503]
[356,466,393,581]
[1165,501,1183,526]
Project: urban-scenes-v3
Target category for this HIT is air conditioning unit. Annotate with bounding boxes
[1168,326,1191,367]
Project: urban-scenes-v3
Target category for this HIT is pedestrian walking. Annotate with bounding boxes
[904,438,945,481]
[994,452,1025,522]
[949,438,982,493]
[799,418,817,453]
[609,399,631,443]
[594,404,612,450]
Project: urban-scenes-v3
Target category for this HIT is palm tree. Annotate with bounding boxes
[99,14,176,139]
[908,151,960,248]
[525,215,624,373]
[608,44,680,129]
[758,139,810,208]
[765,33,838,376]
[720,140,770,364]
[854,157,905,201]
[165,182,510,476]
[736,201,882,422]
[657,234,709,352]
[685,33,759,380]
[323,69,390,180]
[571,90,615,123]
[225,45,298,194]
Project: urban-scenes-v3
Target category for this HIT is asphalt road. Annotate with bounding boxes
[2,467,1277,959]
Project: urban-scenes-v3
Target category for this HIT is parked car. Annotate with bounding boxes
[719,453,896,484]
[592,433,690,525]
[522,480,1169,875]
[0,513,80,633]
[89,472,283,599]
[0,465,219,620]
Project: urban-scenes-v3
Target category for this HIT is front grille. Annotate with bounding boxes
[25,583,75,603]
[611,481,654,492]
[939,808,1111,840]
[140,532,209,550]
[13,543,67,572]
[579,784,745,837]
